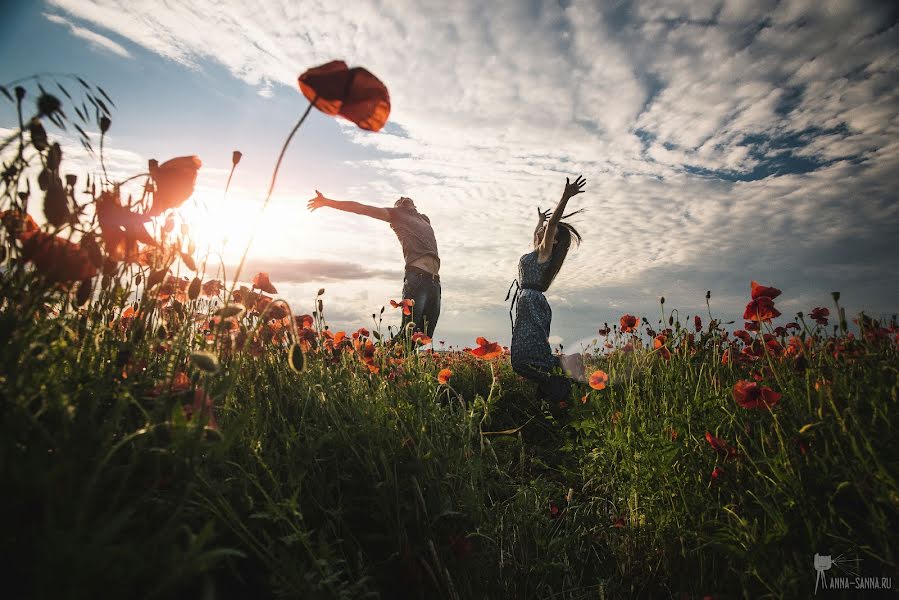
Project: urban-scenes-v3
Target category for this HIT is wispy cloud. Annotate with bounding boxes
[41,0,899,345]
[43,12,131,58]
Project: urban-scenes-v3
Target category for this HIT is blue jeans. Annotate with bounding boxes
[401,270,441,338]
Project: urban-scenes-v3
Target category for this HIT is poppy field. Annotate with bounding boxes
[2,68,898,599]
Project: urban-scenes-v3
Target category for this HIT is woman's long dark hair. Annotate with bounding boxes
[539,221,582,290]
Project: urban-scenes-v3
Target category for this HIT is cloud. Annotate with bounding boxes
[232,258,400,284]
[40,0,899,346]
[43,13,132,58]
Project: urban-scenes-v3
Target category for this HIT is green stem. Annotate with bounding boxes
[228,100,315,297]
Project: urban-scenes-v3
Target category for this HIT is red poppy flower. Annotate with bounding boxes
[411,332,432,345]
[201,279,222,297]
[147,156,202,216]
[721,348,731,364]
[95,191,156,263]
[549,502,561,518]
[0,209,39,238]
[390,298,415,316]
[694,315,702,331]
[743,297,781,322]
[613,516,625,528]
[598,325,611,336]
[711,466,724,481]
[704,431,738,460]
[732,380,782,410]
[252,272,278,294]
[744,320,760,332]
[296,314,314,329]
[810,307,829,326]
[619,314,639,333]
[298,60,391,132]
[750,280,782,300]
[589,370,609,390]
[437,368,452,384]
[469,337,503,360]
[20,231,97,284]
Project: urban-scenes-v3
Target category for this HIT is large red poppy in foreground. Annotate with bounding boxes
[298,61,391,132]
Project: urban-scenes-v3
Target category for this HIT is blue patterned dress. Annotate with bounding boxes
[510,250,571,402]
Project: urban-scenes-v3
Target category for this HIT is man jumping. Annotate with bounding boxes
[307,191,441,338]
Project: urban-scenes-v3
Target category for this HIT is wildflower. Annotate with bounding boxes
[588,370,609,390]
[437,368,452,384]
[704,431,738,460]
[620,342,634,353]
[598,324,611,336]
[95,190,156,263]
[732,380,781,410]
[613,516,626,528]
[252,272,278,294]
[411,332,432,345]
[390,298,415,316]
[296,314,314,329]
[298,60,391,131]
[694,315,702,331]
[619,314,639,333]
[469,337,503,360]
[810,307,829,326]
[147,156,202,216]
[549,502,561,518]
[733,330,752,345]
[743,296,780,322]
[201,279,223,297]
[750,280,782,300]
[711,466,724,481]
[20,230,97,284]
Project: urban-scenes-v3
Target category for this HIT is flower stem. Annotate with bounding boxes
[229,100,315,299]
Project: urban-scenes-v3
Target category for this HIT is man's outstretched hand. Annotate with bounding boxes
[307,190,331,211]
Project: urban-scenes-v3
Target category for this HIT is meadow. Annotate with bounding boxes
[1,71,897,599]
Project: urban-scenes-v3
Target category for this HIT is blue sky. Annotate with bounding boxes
[2,0,897,349]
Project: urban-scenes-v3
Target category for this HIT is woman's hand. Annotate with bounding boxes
[562,175,586,200]
[536,206,551,224]
[307,190,331,211]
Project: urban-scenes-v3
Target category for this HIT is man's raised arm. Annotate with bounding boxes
[307,190,391,222]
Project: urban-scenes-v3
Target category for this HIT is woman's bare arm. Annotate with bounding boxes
[537,175,586,262]
[307,190,391,221]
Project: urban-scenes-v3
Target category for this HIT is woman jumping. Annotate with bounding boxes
[509,175,587,408]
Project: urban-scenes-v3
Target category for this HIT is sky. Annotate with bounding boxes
[1,0,897,349]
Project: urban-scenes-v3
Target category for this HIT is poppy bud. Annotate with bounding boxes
[148,159,159,172]
[30,119,47,151]
[36,93,61,117]
[288,343,304,372]
[706,290,711,300]
[14,86,25,101]
[317,288,325,296]
[99,116,111,133]
[65,174,77,188]
[44,178,70,227]
[317,299,323,312]
[47,143,62,171]
[232,150,242,166]
[75,278,93,306]
[188,277,201,300]
[190,351,220,373]
[660,296,665,305]
[668,315,674,326]
[831,291,840,303]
